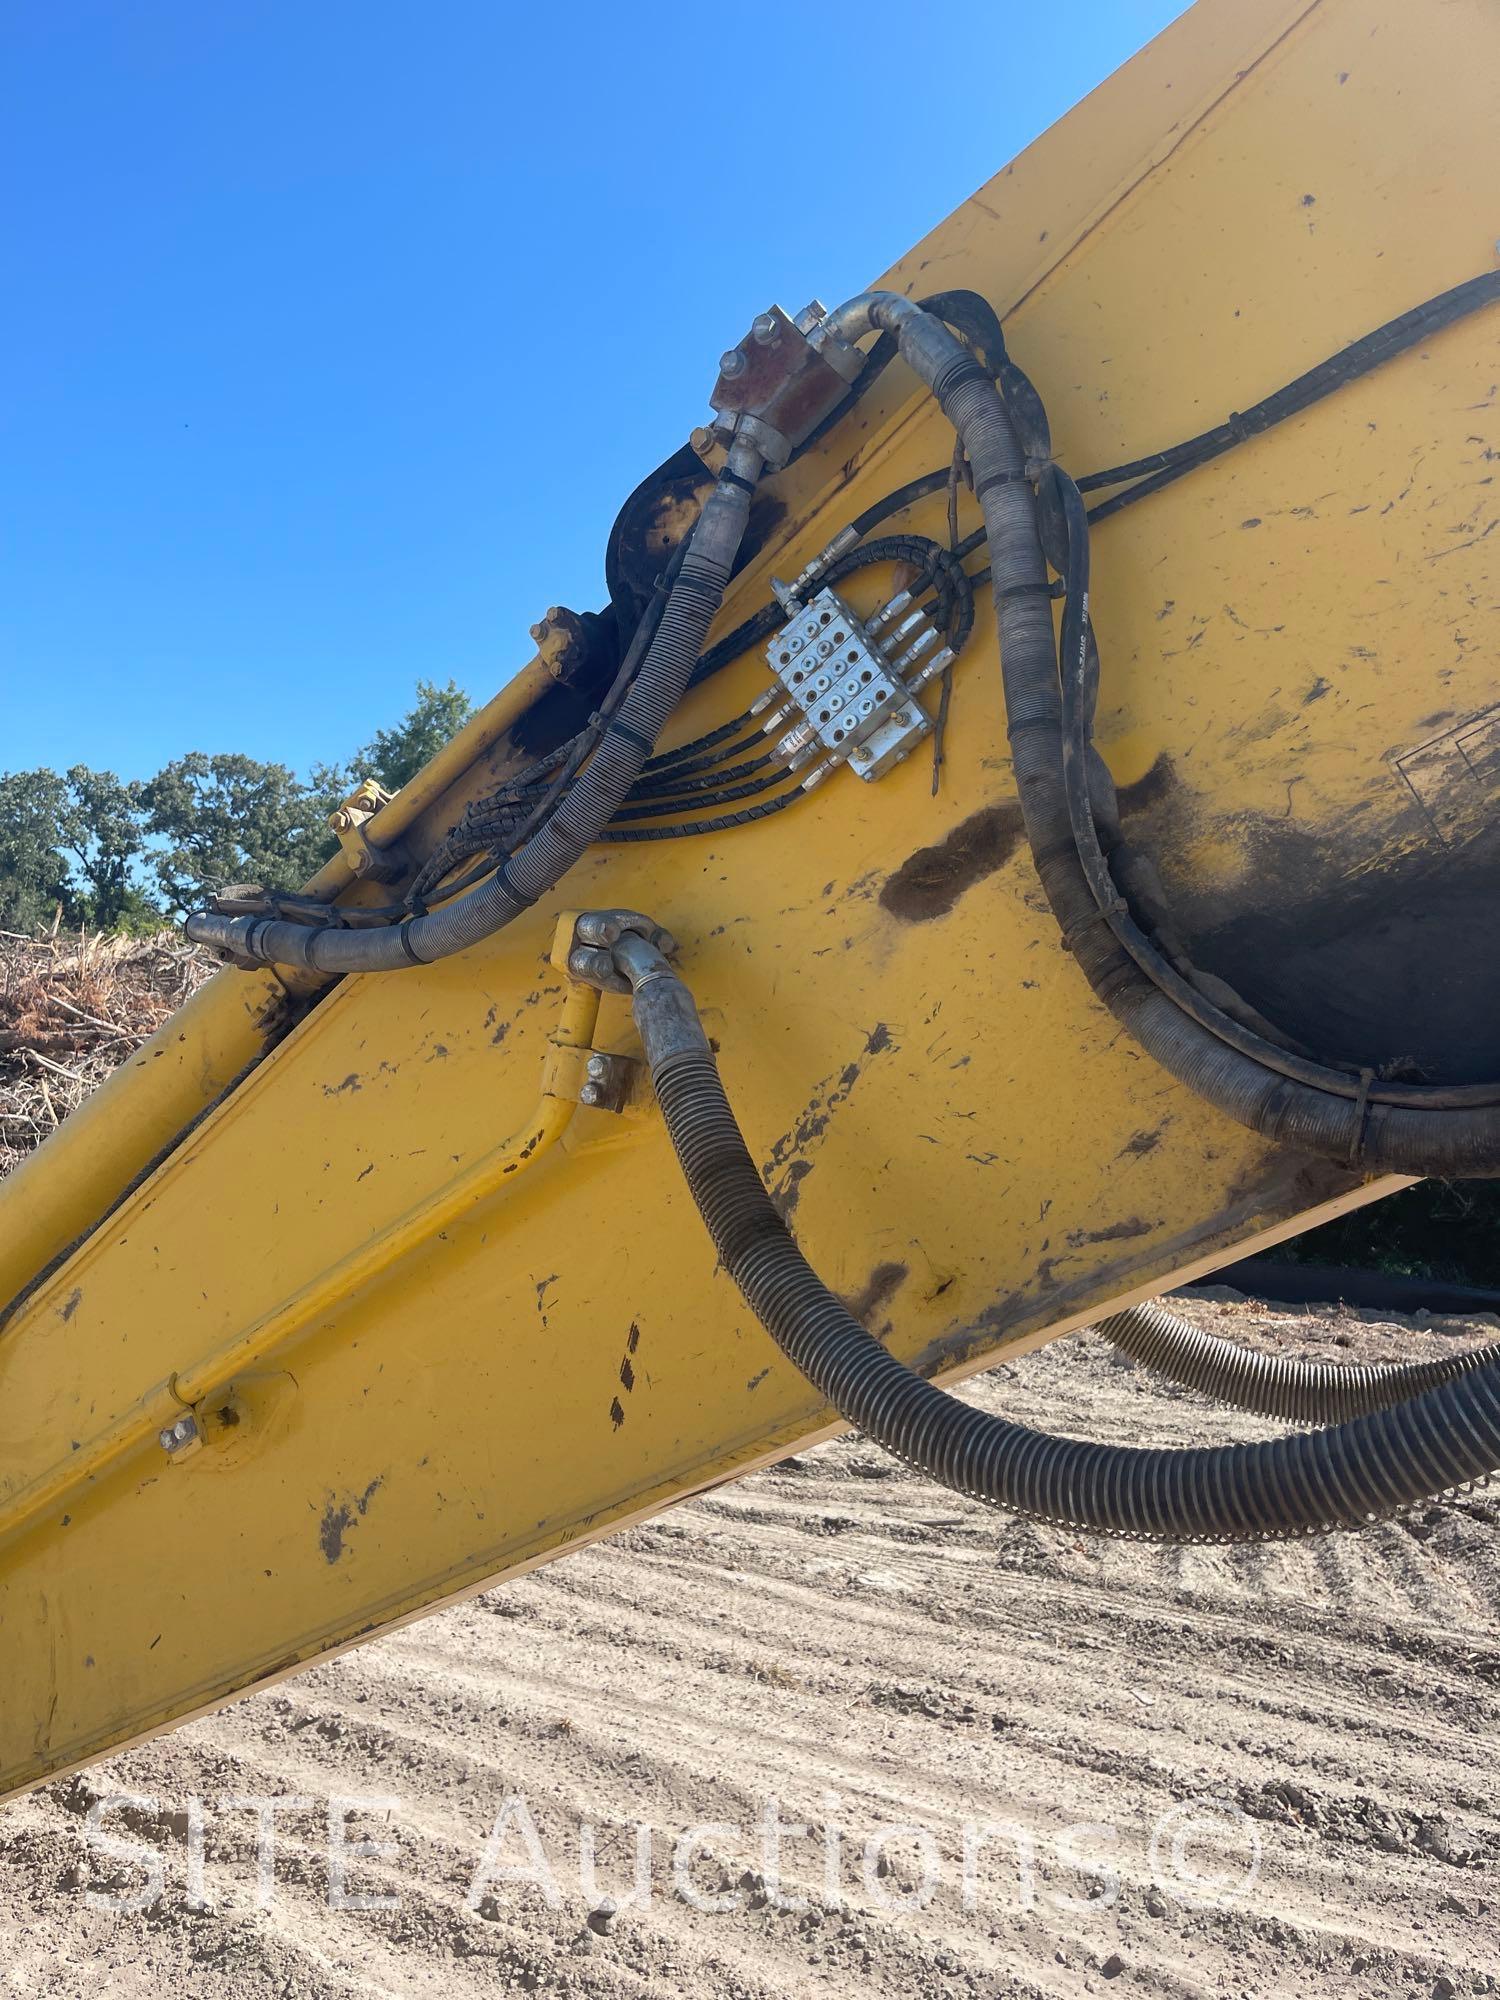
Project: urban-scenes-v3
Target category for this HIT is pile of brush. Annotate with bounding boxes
[0,928,213,1174]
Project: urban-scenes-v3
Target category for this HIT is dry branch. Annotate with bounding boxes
[0,929,215,1175]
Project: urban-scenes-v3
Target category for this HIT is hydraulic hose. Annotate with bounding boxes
[824,289,1500,1176]
[186,437,764,974]
[608,928,1500,1542]
[1097,1300,1499,1426]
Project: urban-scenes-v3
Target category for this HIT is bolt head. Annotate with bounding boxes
[751,313,778,347]
[853,746,872,762]
[894,710,911,726]
[160,1413,199,1455]
[586,1053,609,1080]
[579,1083,602,1107]
[719,348,748,379]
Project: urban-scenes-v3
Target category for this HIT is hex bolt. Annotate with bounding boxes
[158,1412,200,1455]
[853,746,872,763]
[586,1053,610,1081]
[719,348,748,379]
[751,313,778,346]
[579,1083,603,1107]
[894,710,911,726]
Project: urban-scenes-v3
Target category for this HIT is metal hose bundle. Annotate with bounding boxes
[610,928,1500,1543]
[1096,1299,1499,1425]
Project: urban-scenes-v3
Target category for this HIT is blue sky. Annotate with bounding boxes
[1,1,1186,784]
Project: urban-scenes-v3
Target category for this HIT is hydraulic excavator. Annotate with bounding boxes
[3,0,1499,1800]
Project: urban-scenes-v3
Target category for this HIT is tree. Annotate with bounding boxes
[343,679,474,796]
[60,766,152,928]
[0,769,85,932]
[138,753,334,914]
[0,679,475,930]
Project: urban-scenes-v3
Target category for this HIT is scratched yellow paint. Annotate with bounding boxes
[3,0,1498,1795]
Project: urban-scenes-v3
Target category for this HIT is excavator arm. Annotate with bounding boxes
[3,0,1499,1799]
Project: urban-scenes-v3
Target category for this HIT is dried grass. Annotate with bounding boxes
[0,928,214,1174]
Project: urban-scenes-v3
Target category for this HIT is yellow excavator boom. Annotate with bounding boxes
[2,0,1498,1799]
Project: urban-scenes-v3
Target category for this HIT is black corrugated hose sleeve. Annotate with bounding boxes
[623,954,1500,1541]
[1097,1300,1499,1425]
[946,359,1500,1175]
[186,467,758,973]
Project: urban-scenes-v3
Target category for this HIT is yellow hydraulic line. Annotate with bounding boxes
[0,982,601,1554]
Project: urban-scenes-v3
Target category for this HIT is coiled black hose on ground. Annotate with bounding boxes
[1096,1300,1499,1425]
[612,930,1500,1542]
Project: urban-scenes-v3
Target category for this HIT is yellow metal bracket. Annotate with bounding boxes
[327,778,409,884]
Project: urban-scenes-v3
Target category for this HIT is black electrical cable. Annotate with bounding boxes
[641,705,760,772]
[415,512,983,886]
[231,274,1500,935]
[621,535,979,835]
[611,766,795,821]
[932,281,1500,1173]
[625,750,778,801]
[594,787,804,842]
[850,469,951,536]
[1047,453,1500,1111]
[686,472,985,695]
[1078,270,1500,521]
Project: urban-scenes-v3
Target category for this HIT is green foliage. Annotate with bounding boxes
[60,766,149,928]
[0,678,473,930]
[353,679,474,794]
[314,679,476,808]
[0,769,82,931]
[137,753,337,915]
[1287,1178,1500,1289]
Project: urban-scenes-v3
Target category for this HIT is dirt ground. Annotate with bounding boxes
[2,1293,1497,1999]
